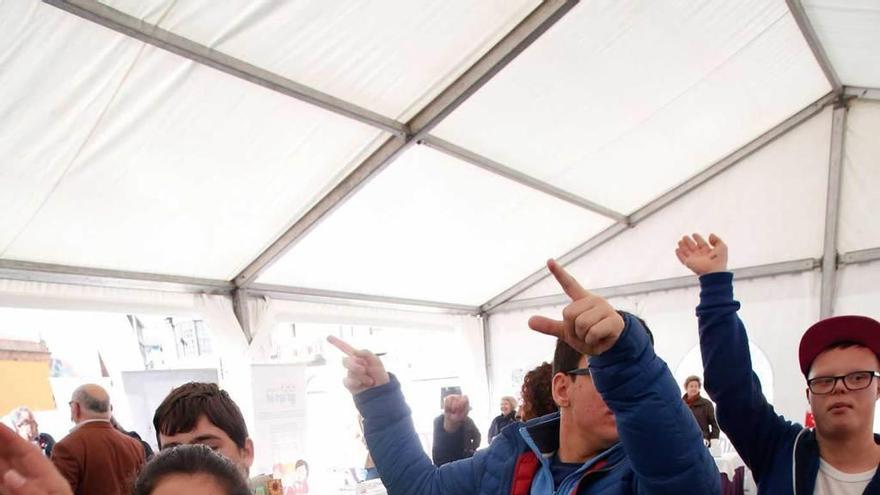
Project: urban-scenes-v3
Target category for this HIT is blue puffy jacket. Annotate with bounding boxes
[696,272,880,494]
[354,314,720,494]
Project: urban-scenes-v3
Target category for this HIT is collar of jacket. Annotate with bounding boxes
[794,429,880,495]
[70,418,112,432]
[516,412,625,468]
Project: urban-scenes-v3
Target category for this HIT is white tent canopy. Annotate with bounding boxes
[1,0,879,424]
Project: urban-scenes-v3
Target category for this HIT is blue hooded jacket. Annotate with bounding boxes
[696,272,880,494]
[353,313,720,494]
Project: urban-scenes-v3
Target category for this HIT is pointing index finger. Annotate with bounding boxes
[547,259,589,301]
[326,335,357,357]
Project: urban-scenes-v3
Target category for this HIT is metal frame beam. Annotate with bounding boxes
[785,0,843,94]
[481,91,838,313]
[844,86,880,102]
[44,0,408,136]
[820,102,848,318]
[0,259,233,294]
[488,258,820,314]
[248,283,480,315]
[420,136,628,223]
[233,0,580,287]
[839,247,880,266]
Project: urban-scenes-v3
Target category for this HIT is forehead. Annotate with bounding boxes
[152,473,225,495]
[159,415,235,447]
[809,346,880,377]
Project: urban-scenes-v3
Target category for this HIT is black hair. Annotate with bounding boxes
[132,445,250,495]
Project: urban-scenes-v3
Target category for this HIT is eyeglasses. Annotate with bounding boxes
[565,367,591,377]
[807,371,880,395]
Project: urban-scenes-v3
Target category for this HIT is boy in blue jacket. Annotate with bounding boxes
[676,233,880,494]
[330,259,719,494]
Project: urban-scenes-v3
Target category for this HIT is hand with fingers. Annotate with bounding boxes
[0,425,72,495]
[528,259,625,357]
[675,233,728,275]
[327,335,390,395]
[442,395,470,432]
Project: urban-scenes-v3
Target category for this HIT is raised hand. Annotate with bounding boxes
[327,335,390,395]
[675,233,728,275]
[0,424,72,495]
[527,260,625,356]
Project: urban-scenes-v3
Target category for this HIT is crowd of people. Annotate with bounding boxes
[1,233,878,495]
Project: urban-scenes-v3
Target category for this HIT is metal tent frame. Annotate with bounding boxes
[1,0,876,340]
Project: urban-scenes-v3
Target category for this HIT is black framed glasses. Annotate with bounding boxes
[807,371,880,395]
[565,367,591,377]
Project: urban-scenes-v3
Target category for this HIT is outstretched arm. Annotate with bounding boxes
[528,260,719,494]
[329,337,482,495]
[676,233,801,479]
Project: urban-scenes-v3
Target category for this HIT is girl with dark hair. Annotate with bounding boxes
[133,445,250,495]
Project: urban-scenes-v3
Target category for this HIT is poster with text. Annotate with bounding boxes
[251,363,307,481]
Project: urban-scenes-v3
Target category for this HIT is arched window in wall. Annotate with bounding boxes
[674,342,774,404]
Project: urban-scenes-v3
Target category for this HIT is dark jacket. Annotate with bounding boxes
[683,394,720,440]
[488,412,517,443]
[432,415,481,466]
[354,314,720,494]
[51,420,146,495]
[697,272,880,494]
[37,432,55,457]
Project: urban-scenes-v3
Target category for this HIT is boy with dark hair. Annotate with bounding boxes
[677,232,880,493]
[152,382,254,478]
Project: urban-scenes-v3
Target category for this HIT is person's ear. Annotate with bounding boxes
[242,438,255,469]
[552,372,571,408]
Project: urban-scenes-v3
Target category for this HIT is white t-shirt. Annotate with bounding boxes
[813,458,877,495]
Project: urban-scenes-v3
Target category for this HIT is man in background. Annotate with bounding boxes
[51,384,145,495]
[431,394,481,466]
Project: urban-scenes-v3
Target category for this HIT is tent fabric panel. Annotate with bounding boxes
[98,0,539,121]
[432,0,830,214]
[257,145,613,306]
[2,43,387,280]
[836,261,880,318]
[0,1,143,253]
[514,108,832,300]
[0,278,196,315]
[839,101,880,252]
[803,0,880,88]
[489,270,819,428]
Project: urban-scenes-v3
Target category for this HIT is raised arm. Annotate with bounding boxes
[676,233,801,479]
[328,336,482,495]
[528,260,720,493]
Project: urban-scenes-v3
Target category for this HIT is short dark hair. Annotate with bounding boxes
[684,375,701,389]
[551,311,653,375]
[132,445,250,495]
[153,382,248,449]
